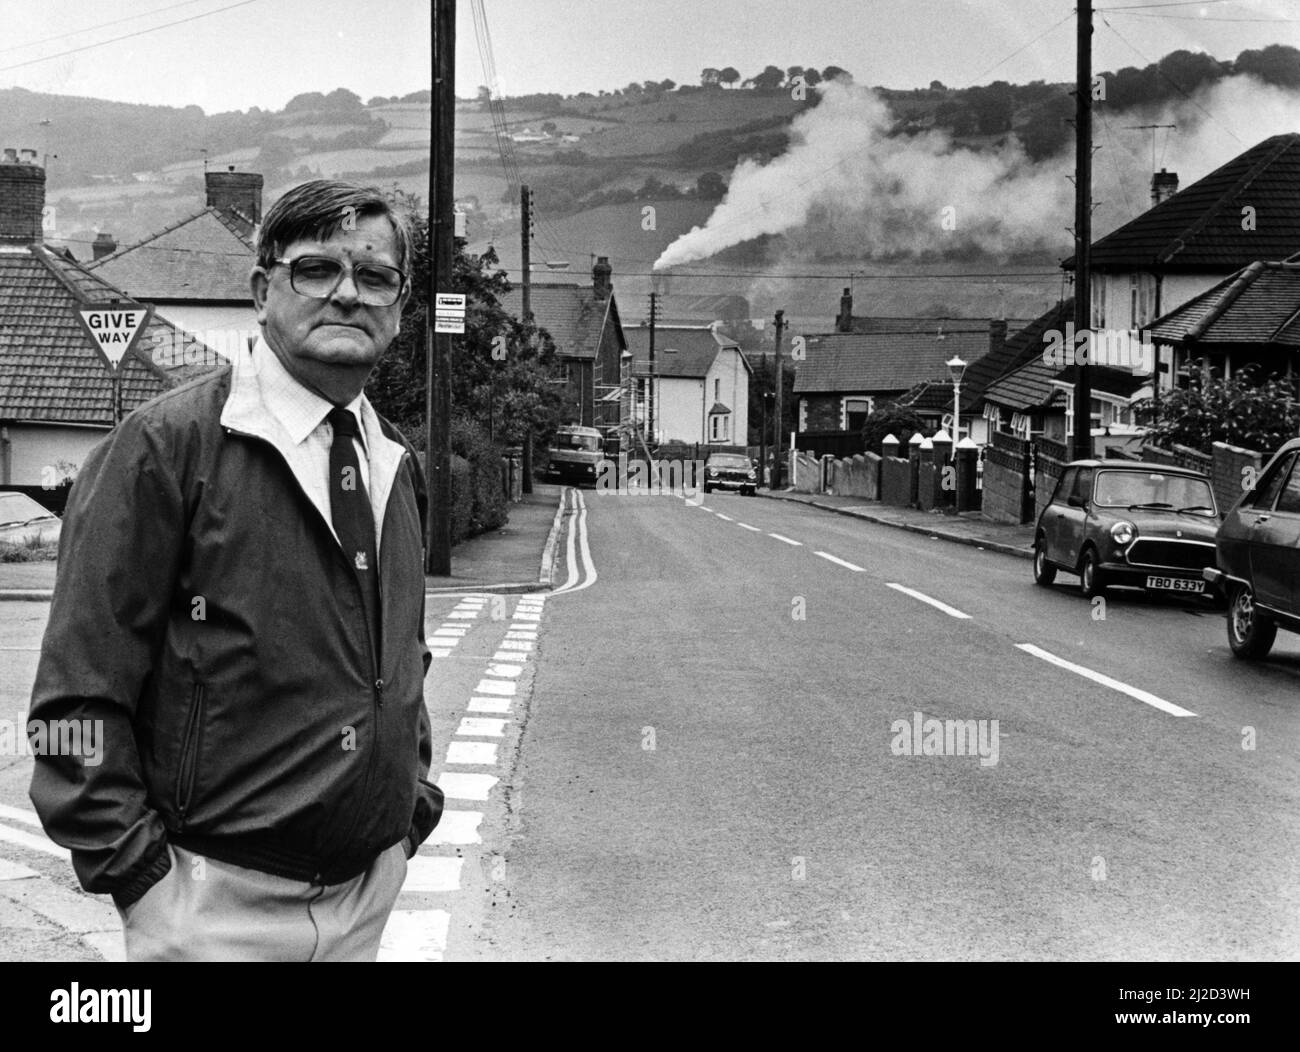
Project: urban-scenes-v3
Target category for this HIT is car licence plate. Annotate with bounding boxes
[1146,575,1204,593]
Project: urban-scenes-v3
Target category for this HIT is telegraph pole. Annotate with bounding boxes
[1072,0,1093,462]
[520,184,532,322]
[648,291,657,446]
[426,0,455,573]
[773,309,785,488]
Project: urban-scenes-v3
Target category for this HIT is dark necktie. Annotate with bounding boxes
[328,408,381,668]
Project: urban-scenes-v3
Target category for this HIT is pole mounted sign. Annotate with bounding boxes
[434,292,465,334]
[74,302,153,372]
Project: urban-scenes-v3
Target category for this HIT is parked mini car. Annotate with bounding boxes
[0,491,62,547]
[1204,437,1300,659]
[1032,460,1219,599]
[544,424,604,487]
[703,453,757,495]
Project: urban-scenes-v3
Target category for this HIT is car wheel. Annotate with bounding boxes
[1227,584,1277,660]
[1078,547,1106,599]
[703,484,712,494]
[744,487,756,496]
[1032,537,1057,586]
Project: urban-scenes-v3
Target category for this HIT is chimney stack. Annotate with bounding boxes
[837,287,853,333]
[988,318,1007,356]
[1151,168,1179,206]
[92,231,118,260]
[0,146,46,244]
[592,255,612,300]
[205,166,263,226]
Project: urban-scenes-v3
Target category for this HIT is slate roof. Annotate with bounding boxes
[844,315,1031,335]
[966,300,1075,412]
[1065,133,1300,271]
[88,207,256,302]
[500,282,624,361]
[0,244,224,425]
[624,324,743,379]
[793,328,991,395]
[1146,260,1300,347]
[982,354,1146,411]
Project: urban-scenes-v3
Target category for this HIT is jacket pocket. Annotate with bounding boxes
[175,683,206,824]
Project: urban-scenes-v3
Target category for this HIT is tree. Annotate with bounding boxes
[861,403,927,455]
[700,67,721,88]
[751,65,785,90]
[821,65,852,83]
[802,67,822,87]
[786,65,805,84]
[1235,44,1300,89]
[696,171,726,200]
[719,66,741,89]
[658,78,677,92]
[929,79,946,92]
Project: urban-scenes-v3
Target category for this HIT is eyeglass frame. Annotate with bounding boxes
[270,254,409,307]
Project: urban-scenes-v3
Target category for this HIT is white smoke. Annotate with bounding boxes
[654,76,1300,270]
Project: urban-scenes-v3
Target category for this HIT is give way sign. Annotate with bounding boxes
[74,303,153,371]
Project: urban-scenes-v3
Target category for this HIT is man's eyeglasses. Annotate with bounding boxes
[273,256,407,307]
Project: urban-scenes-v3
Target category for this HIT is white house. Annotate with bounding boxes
[624,324,751,446]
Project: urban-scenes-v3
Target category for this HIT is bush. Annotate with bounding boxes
[0,538,58,562]
[1135,366,1300,456]
[861,403,928,455]
[449,414,507,542]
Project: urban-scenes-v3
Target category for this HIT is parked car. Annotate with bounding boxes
[544,424,604,487]
[1204,437,1300,659]
[0,491,62,547]
[703,453,757,495]
[1032,460,1219,599]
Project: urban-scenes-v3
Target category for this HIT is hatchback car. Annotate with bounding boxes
[1204,437,1300,659]
[0,491,62,547]
[1033,460,1219,599]
[703,453,757,495]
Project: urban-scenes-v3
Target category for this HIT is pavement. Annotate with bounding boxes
[759,487,1037,559]
[0,483,568,601]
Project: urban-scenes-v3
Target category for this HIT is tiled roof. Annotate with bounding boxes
[983,355,1146,411]
[0,244,224,424]
[88,207,256,302]
[1147,260,1300,347]
[793,328,991,395]
[624,325,740,378]
[845,315,1031,334]
[967,300,1074,411]
[1066,133,1300,270]
[500,283,623,361]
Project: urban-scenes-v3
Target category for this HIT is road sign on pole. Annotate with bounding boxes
[74,302,153,372]
[434,291,466,334]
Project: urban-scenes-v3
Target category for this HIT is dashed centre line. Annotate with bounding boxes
[814,551,865,572]
[736,522,762,532]
[886,582,971,619]
[1015,644,1197,718]
[768,533,802,546]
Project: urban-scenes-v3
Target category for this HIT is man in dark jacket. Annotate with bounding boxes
[28,179,443,961]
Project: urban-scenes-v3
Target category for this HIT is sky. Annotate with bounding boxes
[0,0,1297,113]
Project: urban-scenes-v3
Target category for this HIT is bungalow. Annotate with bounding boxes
[88,168,262,359]
[623,324,750,446]
[500,256,628,431]
[0,151,223,493]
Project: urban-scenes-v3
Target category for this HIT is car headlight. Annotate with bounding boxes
[1110,521,1136,546]
[708,469,718,477]
[747,470,756,479]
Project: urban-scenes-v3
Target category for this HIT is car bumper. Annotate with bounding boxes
[1100,561,1213,592]
[705,477,754,490]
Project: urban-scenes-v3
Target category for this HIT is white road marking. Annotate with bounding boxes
[815,551,865,572]
[506,630,537,640]
[402,855,463,893]
[0,859,38,881]
[475,679,516,696]
[436,772,499,801]
[1015,644,1197,717]
[378,910,449,962]
[736,522,762,532]
[0,804,42,828]
[429,648,452,659]
[512,612,541,622]
[498,640,533,652]
[491,651,525,663]
[430,627,466,637]
[445,741,498,766]
[886,582,971,619]
[456,717,507,738]
[0,822,69,860]
[428,810,483,845]
[768,533,802,546]
[485,662,523,678]
[715,513,734,521]
[468,696,512,714]
[447,611,478,620]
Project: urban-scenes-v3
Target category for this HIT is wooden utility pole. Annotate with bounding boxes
[520,185,532,322]
[426,0,455,573]
[1072,0,1093,462]
[773,309,785,488]
[648,291,657,446]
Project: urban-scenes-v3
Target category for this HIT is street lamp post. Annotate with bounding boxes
[946,355,967,452]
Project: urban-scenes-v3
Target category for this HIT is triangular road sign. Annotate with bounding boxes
[74,302,153,372]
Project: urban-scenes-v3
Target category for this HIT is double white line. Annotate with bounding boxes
[552,488,597,595]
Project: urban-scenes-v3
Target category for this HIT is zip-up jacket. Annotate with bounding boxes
[28,359,442,907]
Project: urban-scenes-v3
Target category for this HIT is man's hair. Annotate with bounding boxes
[255,180,413,276]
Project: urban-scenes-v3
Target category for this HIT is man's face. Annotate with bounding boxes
[251,213,410,402]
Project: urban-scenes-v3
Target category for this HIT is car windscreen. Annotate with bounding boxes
[707,456,751,469]
[553,435,600,451]
[0,492,55,526]
[1093,471,1215,512]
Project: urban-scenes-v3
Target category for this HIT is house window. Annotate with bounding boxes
[709,412,729,442]
[1091,276,1106,329]
[1129,273,1157,329]
[714,378,721,402]
[842,397,871,432]
[798,399,808,432]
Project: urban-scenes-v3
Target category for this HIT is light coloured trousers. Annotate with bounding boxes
[116,842,408,962]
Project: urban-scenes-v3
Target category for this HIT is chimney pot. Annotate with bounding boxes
[92,231,118,260]
[593,255,612,299]
[18,148,37,164]
[2,148,17,164]
[0,148,46,243]
[1151,168,1179,206]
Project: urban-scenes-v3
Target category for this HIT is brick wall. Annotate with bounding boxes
[0,160,44,242]
[981,431,1032,524]
[800,395,841,432]
[1212,441,1264,518]
[917,462,941,511]
[1032,438,1068,524]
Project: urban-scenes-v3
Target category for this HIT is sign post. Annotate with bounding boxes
[73,301,153,425]
[434,292,466,335]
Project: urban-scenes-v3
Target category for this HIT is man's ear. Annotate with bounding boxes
[250,266,271,323]
[392,280,413,334]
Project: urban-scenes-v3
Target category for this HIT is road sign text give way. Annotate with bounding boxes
[74,304,153,371]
